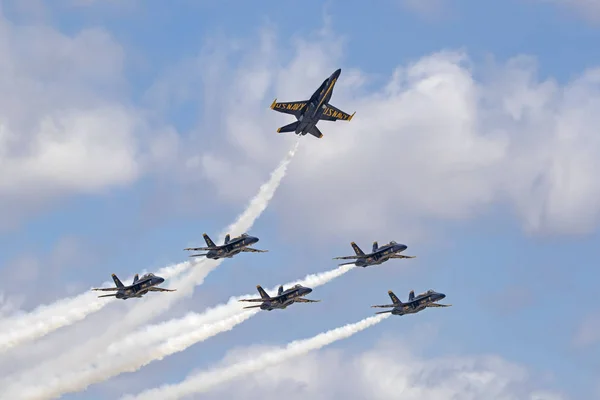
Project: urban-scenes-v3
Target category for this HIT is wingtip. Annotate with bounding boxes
[349,111,356,121]
[270,98,277,109]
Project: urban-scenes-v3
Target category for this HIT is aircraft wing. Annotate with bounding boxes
[320,104,355,121]
[295,298,320,303]
[241,247,268,253]
[147,287,177,292]
[270,99,308,117]
[371,304,396,308]
[92,287,120,291]
[428,303,452,307]
[184,247,212,251]
[390,255,416,259]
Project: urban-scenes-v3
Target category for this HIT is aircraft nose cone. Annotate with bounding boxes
[251,237,259,244]
[305,288,312,294]
[438,293,446,300]
[397,244,408,251]
[158,277,165,284]
[334,68,341,78]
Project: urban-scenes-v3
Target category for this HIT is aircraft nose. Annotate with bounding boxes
[398,244,408,251]
[438,293,446,300]
[158,277,165,284]
[305,288,312,294]
[251,236,259,244]
[334,68,341,78]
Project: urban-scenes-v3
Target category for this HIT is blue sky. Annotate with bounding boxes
[1,0,600,398]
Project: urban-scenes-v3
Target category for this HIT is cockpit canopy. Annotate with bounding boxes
[292,284,302,289]
[240,233,249,237]
[141,273,155,279]
[389,241,397,245]
[416,289,435,297]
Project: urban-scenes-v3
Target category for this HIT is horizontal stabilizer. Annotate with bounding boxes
[332,255,361,260]
[308,126,323,138]
[295,298,320,303]
[241,247,269,253]
[371,304,396,308]
[390,254,416,259]
[97,294,118,298]
[238,298,264,303]
[92,287,120,292]
[277,121,299,133]
[188,253,208,258]
[148,287,177,292]
[184,247,211,251]
[428,303,452,307]
[374,310,393,315]
[336,261,357,266]
[243,304,264,309]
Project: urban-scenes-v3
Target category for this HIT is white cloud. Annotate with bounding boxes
[179,28,600,242]
[0,13,178,229]
[189,340,567,400]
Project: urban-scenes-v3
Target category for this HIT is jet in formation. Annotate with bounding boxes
[184,233,268,259]
[92,273,175,299]
[239,284,320,311]
[371,289,450,316]
[333,241,415,267]
[270,68,355,138]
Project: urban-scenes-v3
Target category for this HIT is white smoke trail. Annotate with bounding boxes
[0,261,194,354]
[0,140,300,397]
[7,263,354,400]
[123,314,390,400]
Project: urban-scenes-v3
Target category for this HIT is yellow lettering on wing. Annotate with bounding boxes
[324,107,348,120]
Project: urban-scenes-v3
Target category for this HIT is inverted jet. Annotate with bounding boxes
[270,68,355,139]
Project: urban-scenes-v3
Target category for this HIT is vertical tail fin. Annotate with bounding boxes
[112,274,124,288]
[278,286,284,296]
[408,290,415,301]
[388,290,402,305]
[372,241,379,253]
[224,234,231,244]
[256,285,270,300]
[351,242,365,256]
[132,274,139,284]
[203,233,216,248]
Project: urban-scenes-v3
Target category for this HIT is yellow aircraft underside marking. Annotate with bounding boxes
[316,78,336,112]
